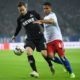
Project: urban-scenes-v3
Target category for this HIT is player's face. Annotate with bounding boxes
[18,5,27,15]
[43,5,52,15]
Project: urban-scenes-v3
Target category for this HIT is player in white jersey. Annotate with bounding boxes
[33,2,75,78]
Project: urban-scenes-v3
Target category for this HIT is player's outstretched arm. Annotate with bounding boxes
[33,19,55,24]
[12,18,22,41]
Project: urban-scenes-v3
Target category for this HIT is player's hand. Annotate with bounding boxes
[33,20,42,24]
[12,35,16,41]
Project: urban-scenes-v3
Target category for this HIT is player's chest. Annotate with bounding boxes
[20,14,35,26]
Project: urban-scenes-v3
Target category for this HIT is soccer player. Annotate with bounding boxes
[12,1,54,78]
[33,2,75,78]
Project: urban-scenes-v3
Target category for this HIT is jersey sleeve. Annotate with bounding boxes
[49,13,57,23]
[14,18,22,37]
[44,13,57,24]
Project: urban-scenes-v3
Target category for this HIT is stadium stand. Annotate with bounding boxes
[0,0,80,42]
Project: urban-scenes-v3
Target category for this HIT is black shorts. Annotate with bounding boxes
[24,37,46,52]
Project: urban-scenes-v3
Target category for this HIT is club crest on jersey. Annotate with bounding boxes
[22,18,35,26]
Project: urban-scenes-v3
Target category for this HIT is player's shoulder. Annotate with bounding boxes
[49,12,56,17]
[48,12,57,19]
[44,12,56,18]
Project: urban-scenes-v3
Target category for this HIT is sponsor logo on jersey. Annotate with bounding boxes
[22,18,35,26]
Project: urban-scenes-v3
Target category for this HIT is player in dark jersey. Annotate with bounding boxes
[12,1,54,78]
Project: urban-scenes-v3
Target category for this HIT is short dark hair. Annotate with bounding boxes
[43,2,52,7]
[18,1,27,7]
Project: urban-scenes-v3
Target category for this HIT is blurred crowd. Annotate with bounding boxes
[0,0,80,36]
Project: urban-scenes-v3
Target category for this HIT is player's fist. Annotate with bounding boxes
[12,35,16,41]
[33,20,42,24]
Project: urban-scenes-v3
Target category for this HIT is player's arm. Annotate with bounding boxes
[40,19,55,24]
[33,18,56,24]
[12,19,22,40]
[33,14,57,24]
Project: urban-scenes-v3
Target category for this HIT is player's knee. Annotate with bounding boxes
[41,50,47,57]
[60,56,66,61]
[49,53,54,59]
[25,47,33,56]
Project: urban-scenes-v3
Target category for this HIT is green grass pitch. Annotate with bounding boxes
[0,49,80,80]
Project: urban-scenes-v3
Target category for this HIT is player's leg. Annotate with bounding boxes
[41,42,55,74]
[41,50,55,74]
[35,38,55,74]
[47,41,63,64]
[59,56,75,78]
[56,40,75,78]
[41,50,53,67]
[24,39,39,78]
[59,55,75,78]
[52,56,63,64]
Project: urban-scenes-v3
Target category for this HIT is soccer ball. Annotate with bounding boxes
[13,46,24,56]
